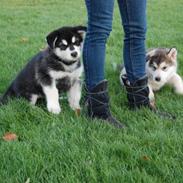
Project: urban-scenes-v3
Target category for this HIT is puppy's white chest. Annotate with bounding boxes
[70,65,83,79]
[49,65,83,80]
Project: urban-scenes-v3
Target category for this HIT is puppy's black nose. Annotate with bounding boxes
[71,52,78,58]
[155,77,161,82]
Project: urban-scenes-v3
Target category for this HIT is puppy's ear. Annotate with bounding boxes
[167,48,177,61]
[73,26,87,39]
[146,49,156,61]
[46,30,59,49]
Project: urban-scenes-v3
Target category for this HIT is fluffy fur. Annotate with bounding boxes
[120,48,183,101]
[0,26,86,114]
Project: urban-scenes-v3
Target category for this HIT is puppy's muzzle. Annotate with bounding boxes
[155,77,161,82]
[71,52,78,58]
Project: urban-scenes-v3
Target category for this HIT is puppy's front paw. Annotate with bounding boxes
[68,98,81,111]
[70,104,81,111]
[47,104,61,114]
[149,91,155,101]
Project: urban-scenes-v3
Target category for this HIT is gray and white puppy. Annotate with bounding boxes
[120,48,183,101]
[0,26,86,114]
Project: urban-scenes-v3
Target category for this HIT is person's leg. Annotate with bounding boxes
[83,0,124,128]
[118,0,147,83]
[83,0,114,90]
[118,0,146,83]
[118,0,150,109]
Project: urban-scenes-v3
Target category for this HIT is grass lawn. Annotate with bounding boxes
[0,0,183,182]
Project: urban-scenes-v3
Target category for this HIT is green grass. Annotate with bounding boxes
[0,0,183,182]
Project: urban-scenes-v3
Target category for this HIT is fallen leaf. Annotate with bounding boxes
[75,108,81,116]
[142,155,150,161]
[3,132,18,141]
[20,37,29,43]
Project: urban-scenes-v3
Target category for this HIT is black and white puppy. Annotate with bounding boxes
[0,26,86,114]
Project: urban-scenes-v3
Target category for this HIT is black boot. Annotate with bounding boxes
[85,80,125,129]
[121,75,153,109]
[121,75,175,119]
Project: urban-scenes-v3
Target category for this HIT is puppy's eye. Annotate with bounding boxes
[75,41,80,46]
[162,66,167,71]
[59,44,67,50]
[152,66,157,71]
[74,39,80,46]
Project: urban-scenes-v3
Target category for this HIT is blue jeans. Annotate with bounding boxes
[83,0,147,90]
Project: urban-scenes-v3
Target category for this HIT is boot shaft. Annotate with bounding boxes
[84,80,125,128]
[121,75,150,109]
[85,80,110,119]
